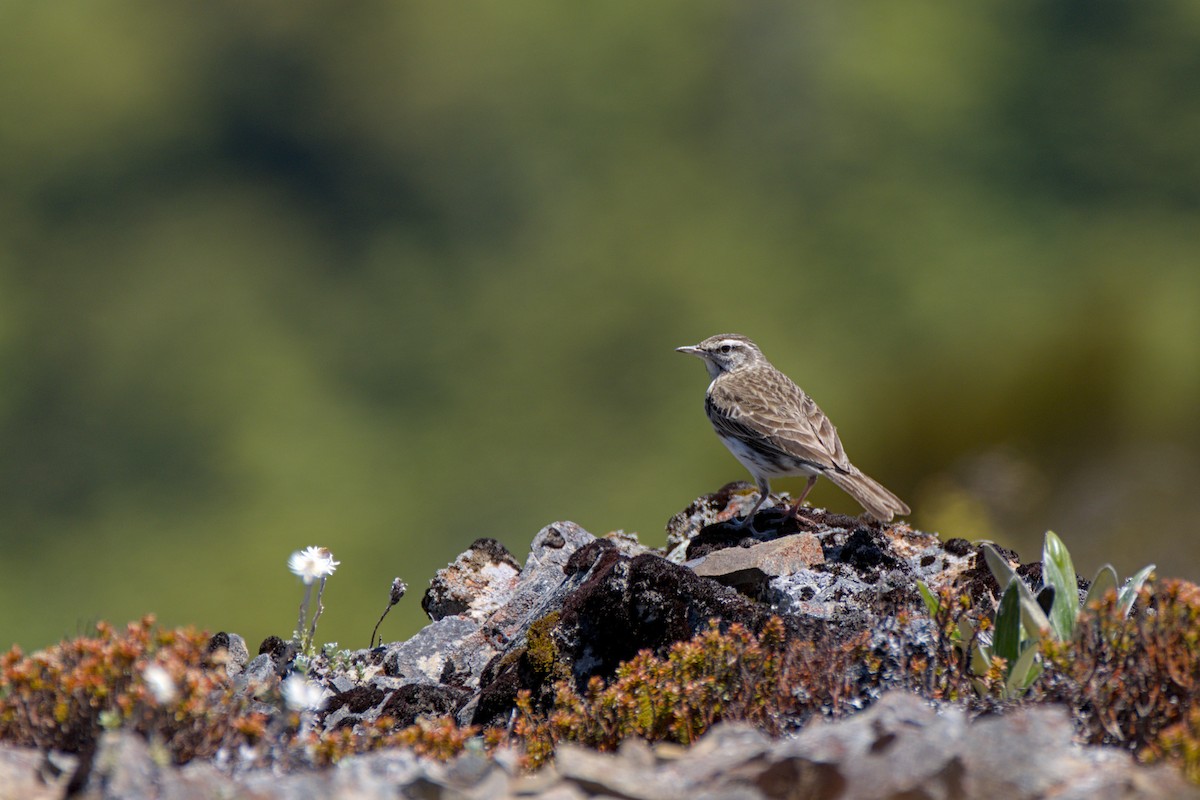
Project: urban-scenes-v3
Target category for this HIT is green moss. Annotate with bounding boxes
[525,612,561,677]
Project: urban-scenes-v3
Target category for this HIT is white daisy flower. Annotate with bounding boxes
[288,546,340,585]
[282,674,326,711]
[143,663,178,704]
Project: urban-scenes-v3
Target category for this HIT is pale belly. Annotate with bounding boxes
[718,434,823,480]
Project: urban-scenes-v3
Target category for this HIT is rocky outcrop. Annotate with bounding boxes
[1,485,1191,797]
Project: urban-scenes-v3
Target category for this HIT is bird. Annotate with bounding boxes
[676,333,909,525]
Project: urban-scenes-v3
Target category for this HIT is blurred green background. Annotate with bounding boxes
[3,2,1199,653]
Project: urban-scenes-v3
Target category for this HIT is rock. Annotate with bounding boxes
[422,538,522,623]
[329,674,356,694]
[0,745,64,800]
[205,632,249,677]
[665,482,787,558]
[233,654,279,696]
[381,615,488,685]
[556,549,771,684]
[478,522,598,648]
[470,539,777,725]
[601,529,655,558]
[332,747,425,791]
[689,533,824,598]
[761,691,1199,800]
[555,742,679,799]
[378,684,468,727]
[256,636,298,676]
[91,731,158,800]
[6,502,1191,798]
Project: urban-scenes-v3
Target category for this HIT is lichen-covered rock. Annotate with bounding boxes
[468,539,779,726]
[381,615,488,685]
[422,537,522,623]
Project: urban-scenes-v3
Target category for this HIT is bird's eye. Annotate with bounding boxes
[720,344,733,353]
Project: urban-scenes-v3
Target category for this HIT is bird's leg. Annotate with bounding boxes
[735,478,772,529]
[785,475,819,520]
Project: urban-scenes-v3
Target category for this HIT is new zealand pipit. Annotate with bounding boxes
[676,334,910,525]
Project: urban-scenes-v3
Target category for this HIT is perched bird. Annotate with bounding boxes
[676,333,909,524]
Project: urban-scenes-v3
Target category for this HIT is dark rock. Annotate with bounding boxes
[944,537,973,556]
[683,524,766,561]
[952,544,1010,606]
[833,527,902,574]
[470,547,774,725]
[665,482,794,558]
[422,537,522,623]
[557,552,770,684]
[563,538,622,576]
[257,636,297,676]
[326,685,386,717]
[379,684,468,728]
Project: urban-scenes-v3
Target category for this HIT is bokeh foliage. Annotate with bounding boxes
[2,1,1198,650]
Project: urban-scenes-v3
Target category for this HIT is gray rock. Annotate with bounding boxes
[422,749,510,799]
[91,732,158,800]
[233,653,278,695]
[476,522,597,649]
[333,746,425,788]
[422,538,523,623]
[206,632,250,678]
[556,743,680,799]
[0,744,64,800]
[382,615,489,684]
[329,674,356,693]
[601,529,654,558]
[764,691,1200,800]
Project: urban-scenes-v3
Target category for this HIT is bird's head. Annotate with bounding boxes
[675,334,764,379]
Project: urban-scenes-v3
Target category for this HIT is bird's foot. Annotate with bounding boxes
[782,502,820,531]
[732,513,762,534]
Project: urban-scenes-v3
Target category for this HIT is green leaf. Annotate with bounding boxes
[1018,593,1052,639]
[916,580,940,618]
[1085,565,1118,608]
[971,641,991,676]
[1005,641,1042,697]
[982,544,1017,587]
[953,615,974,651]
[1041,531,1078,640]
[981,543,1051,638]
[1117,564,1155,617]
[993,580,1022,665]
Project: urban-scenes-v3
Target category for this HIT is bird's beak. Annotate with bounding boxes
[675,345,703,357]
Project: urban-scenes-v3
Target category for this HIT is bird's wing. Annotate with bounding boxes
[707,367,852,472]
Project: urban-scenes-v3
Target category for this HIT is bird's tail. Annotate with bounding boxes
[826,467,910,523]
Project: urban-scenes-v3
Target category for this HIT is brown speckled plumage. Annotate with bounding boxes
[677,333,909,524]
